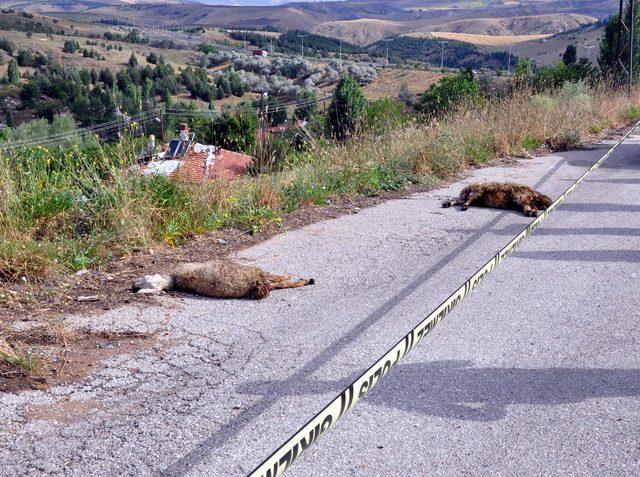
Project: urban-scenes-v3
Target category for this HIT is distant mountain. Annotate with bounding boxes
[197,1,324,4]
[0,0,617,45]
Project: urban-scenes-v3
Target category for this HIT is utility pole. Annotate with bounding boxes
[440,42,446,69]
[507,43,513,75]
[298,34,308,57]
[585,44,595,62]
[630,0,635,96]
[383,38,392,66]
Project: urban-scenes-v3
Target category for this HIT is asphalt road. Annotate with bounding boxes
[0,133,638,476]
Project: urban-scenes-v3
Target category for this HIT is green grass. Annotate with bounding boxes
[0,348,40,373]
[1,85,640,283]
[521,132,544,151]
[623,105,640,122]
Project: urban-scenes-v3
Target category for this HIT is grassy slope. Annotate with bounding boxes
[1,83,640,290]
[478,22,605,67]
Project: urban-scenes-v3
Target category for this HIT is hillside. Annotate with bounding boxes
[478,20,606,66]
[430,13,598,36]
[0,0,617,39]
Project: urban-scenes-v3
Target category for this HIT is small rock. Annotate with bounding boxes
[75,269,89,276]
[216,238,228,245]
[77,295,100,302]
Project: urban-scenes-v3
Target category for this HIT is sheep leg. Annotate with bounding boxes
[522,205,538,217]
[461,192,481,211]
[442,199,463,208]
[269,279,315,291]
[265,273,292,284]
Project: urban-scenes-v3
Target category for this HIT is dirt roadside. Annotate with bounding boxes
[0,125,627,393]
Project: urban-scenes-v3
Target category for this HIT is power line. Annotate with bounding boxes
[0,109,162,150]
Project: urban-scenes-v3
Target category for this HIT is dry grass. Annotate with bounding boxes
[1,83,639,291]
[363,68,445,99]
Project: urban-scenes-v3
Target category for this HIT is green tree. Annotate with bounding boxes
[228,70,244,97]
[4,106,14,127]
[146,51,158,64]
[216,74,232,99]
[7,58,20,85]
[293,88,317,120]
[16,50,33,67]
[417,72,479,118]
[19,81,39,106]
[562,44,577,65]
[63,39,80,53]
[210,107,259,153]
[0,38,16,56]
[327,75,366,141]
[128,53,138,68]
[514,57,533,88]
[99,68,115,88]
[364,98,405,134]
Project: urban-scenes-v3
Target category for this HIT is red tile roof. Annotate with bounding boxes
[143,144,254,182]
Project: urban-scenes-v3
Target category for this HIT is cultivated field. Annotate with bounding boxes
[363,67,444,99]
[408,31,552,46]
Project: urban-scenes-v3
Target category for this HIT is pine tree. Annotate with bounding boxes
[562,44,577,65]
[4,107,14,127]
[327,74,366,141]
[128,53,138,68]
[7,59,19,85]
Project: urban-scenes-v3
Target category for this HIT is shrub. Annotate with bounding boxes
[417,72,480,118]
[364,98,405,134]
[546,129,581,151]
[347,63,377,84]
[623,105,640,121]
[62,40,80,53]
[0,37,16,56]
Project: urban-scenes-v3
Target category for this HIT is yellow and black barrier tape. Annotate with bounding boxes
[249,120,640,477]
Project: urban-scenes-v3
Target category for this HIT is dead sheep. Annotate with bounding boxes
[442,182,552,217]
[133,260,315,299]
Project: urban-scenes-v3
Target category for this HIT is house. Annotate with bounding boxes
[252,49,268,57]
[141,125,254,182]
